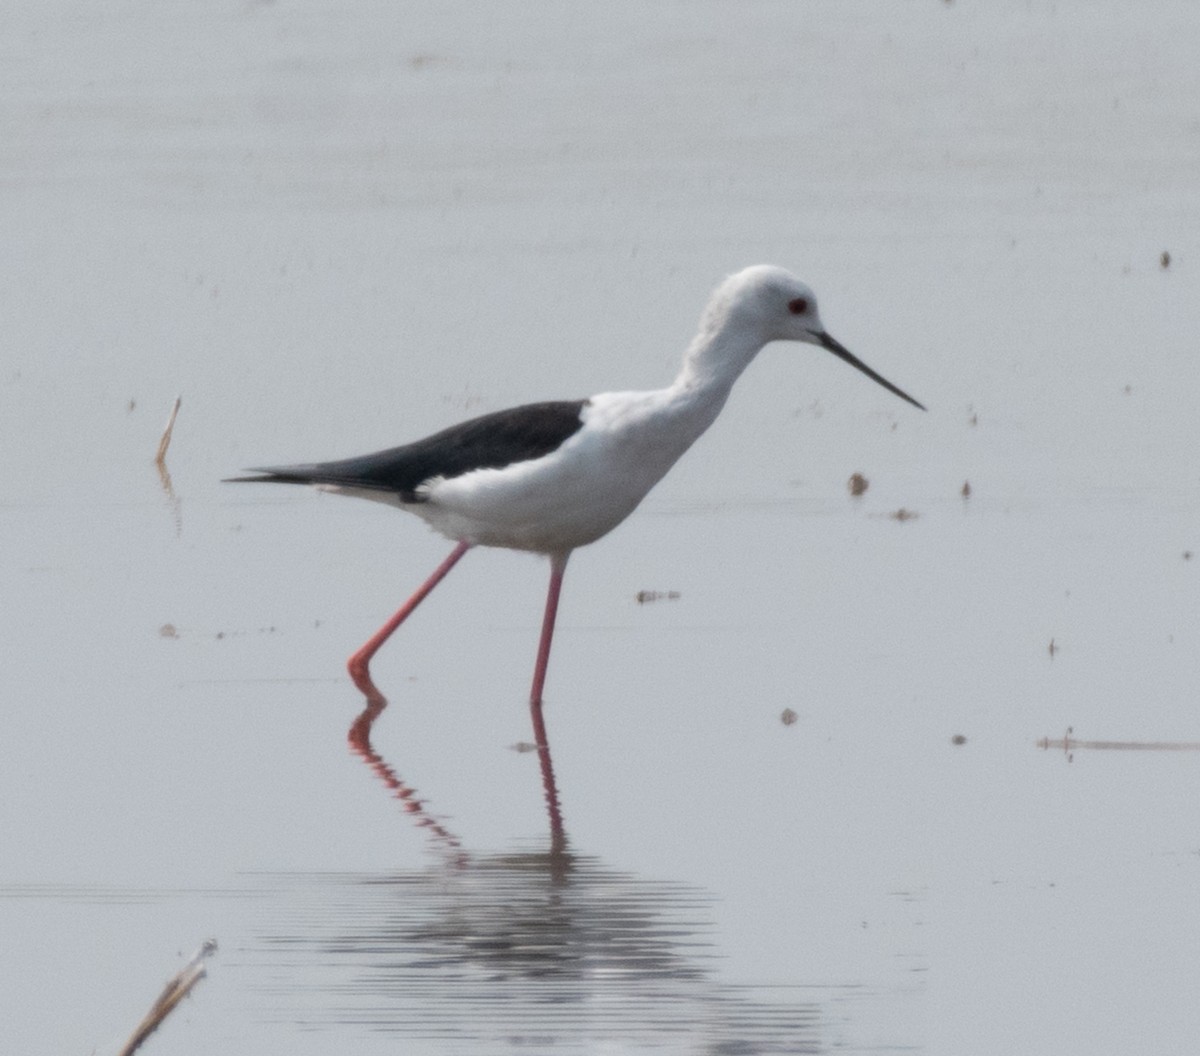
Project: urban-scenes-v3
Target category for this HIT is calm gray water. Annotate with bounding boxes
[3,2,1199,1054]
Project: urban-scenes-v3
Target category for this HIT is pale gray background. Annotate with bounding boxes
[2,2,1198,1054]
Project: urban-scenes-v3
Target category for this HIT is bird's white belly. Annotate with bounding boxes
[413,396,706,553]
[416,456,648,552]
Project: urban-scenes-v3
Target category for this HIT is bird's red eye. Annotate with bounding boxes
[788,297,808,315]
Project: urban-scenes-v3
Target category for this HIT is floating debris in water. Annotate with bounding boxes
[159,623,178,639]
[780,708,798,726]
[950,734,967,746]
[408,53,445,70]
[961,481,971,499]
[509,741,539,754]
[848,472,869,496]
[635,590,681,604]
[1160,250,1171,269]
[1048,637,1058,658]
[890,508,918,522]
[1184,551,1193,561]
[1039,727,1200,758]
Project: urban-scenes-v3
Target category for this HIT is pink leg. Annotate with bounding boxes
[529,551,569,849]
[529,551,569,708]
[347,540,471,696]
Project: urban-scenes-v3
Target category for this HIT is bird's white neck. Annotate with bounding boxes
[671,296,769,413]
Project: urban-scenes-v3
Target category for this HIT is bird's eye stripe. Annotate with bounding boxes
[788,297,808,315]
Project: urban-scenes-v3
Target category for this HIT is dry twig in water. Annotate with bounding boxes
[116,939,216,1056]
[155,396,182,465]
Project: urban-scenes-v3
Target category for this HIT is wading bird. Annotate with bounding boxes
[228,265,924,709]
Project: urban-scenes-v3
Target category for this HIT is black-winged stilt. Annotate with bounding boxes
[228,265,924,708]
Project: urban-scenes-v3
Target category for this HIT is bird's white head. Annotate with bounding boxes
[688,265,925,410]
[718,264,829,346]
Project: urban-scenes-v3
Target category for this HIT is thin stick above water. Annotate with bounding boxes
[115,939,216,1056]
[155,396,182,465]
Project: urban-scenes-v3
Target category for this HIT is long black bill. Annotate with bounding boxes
[817,331,926,412]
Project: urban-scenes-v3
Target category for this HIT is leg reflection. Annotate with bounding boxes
[347,685,569,855]
[347,692,465,858]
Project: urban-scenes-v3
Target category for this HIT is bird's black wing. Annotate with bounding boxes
[226,399,589,502]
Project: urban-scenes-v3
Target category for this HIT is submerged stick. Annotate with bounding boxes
[116,939,216,1056]
[154,396,182,465]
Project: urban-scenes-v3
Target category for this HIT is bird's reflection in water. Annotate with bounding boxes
[349,669,566,854]
[248,682,826,1052]
[254,851,822,1053]
[346,692,468,861]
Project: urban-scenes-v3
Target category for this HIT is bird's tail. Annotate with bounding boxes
[223,465,329,486]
